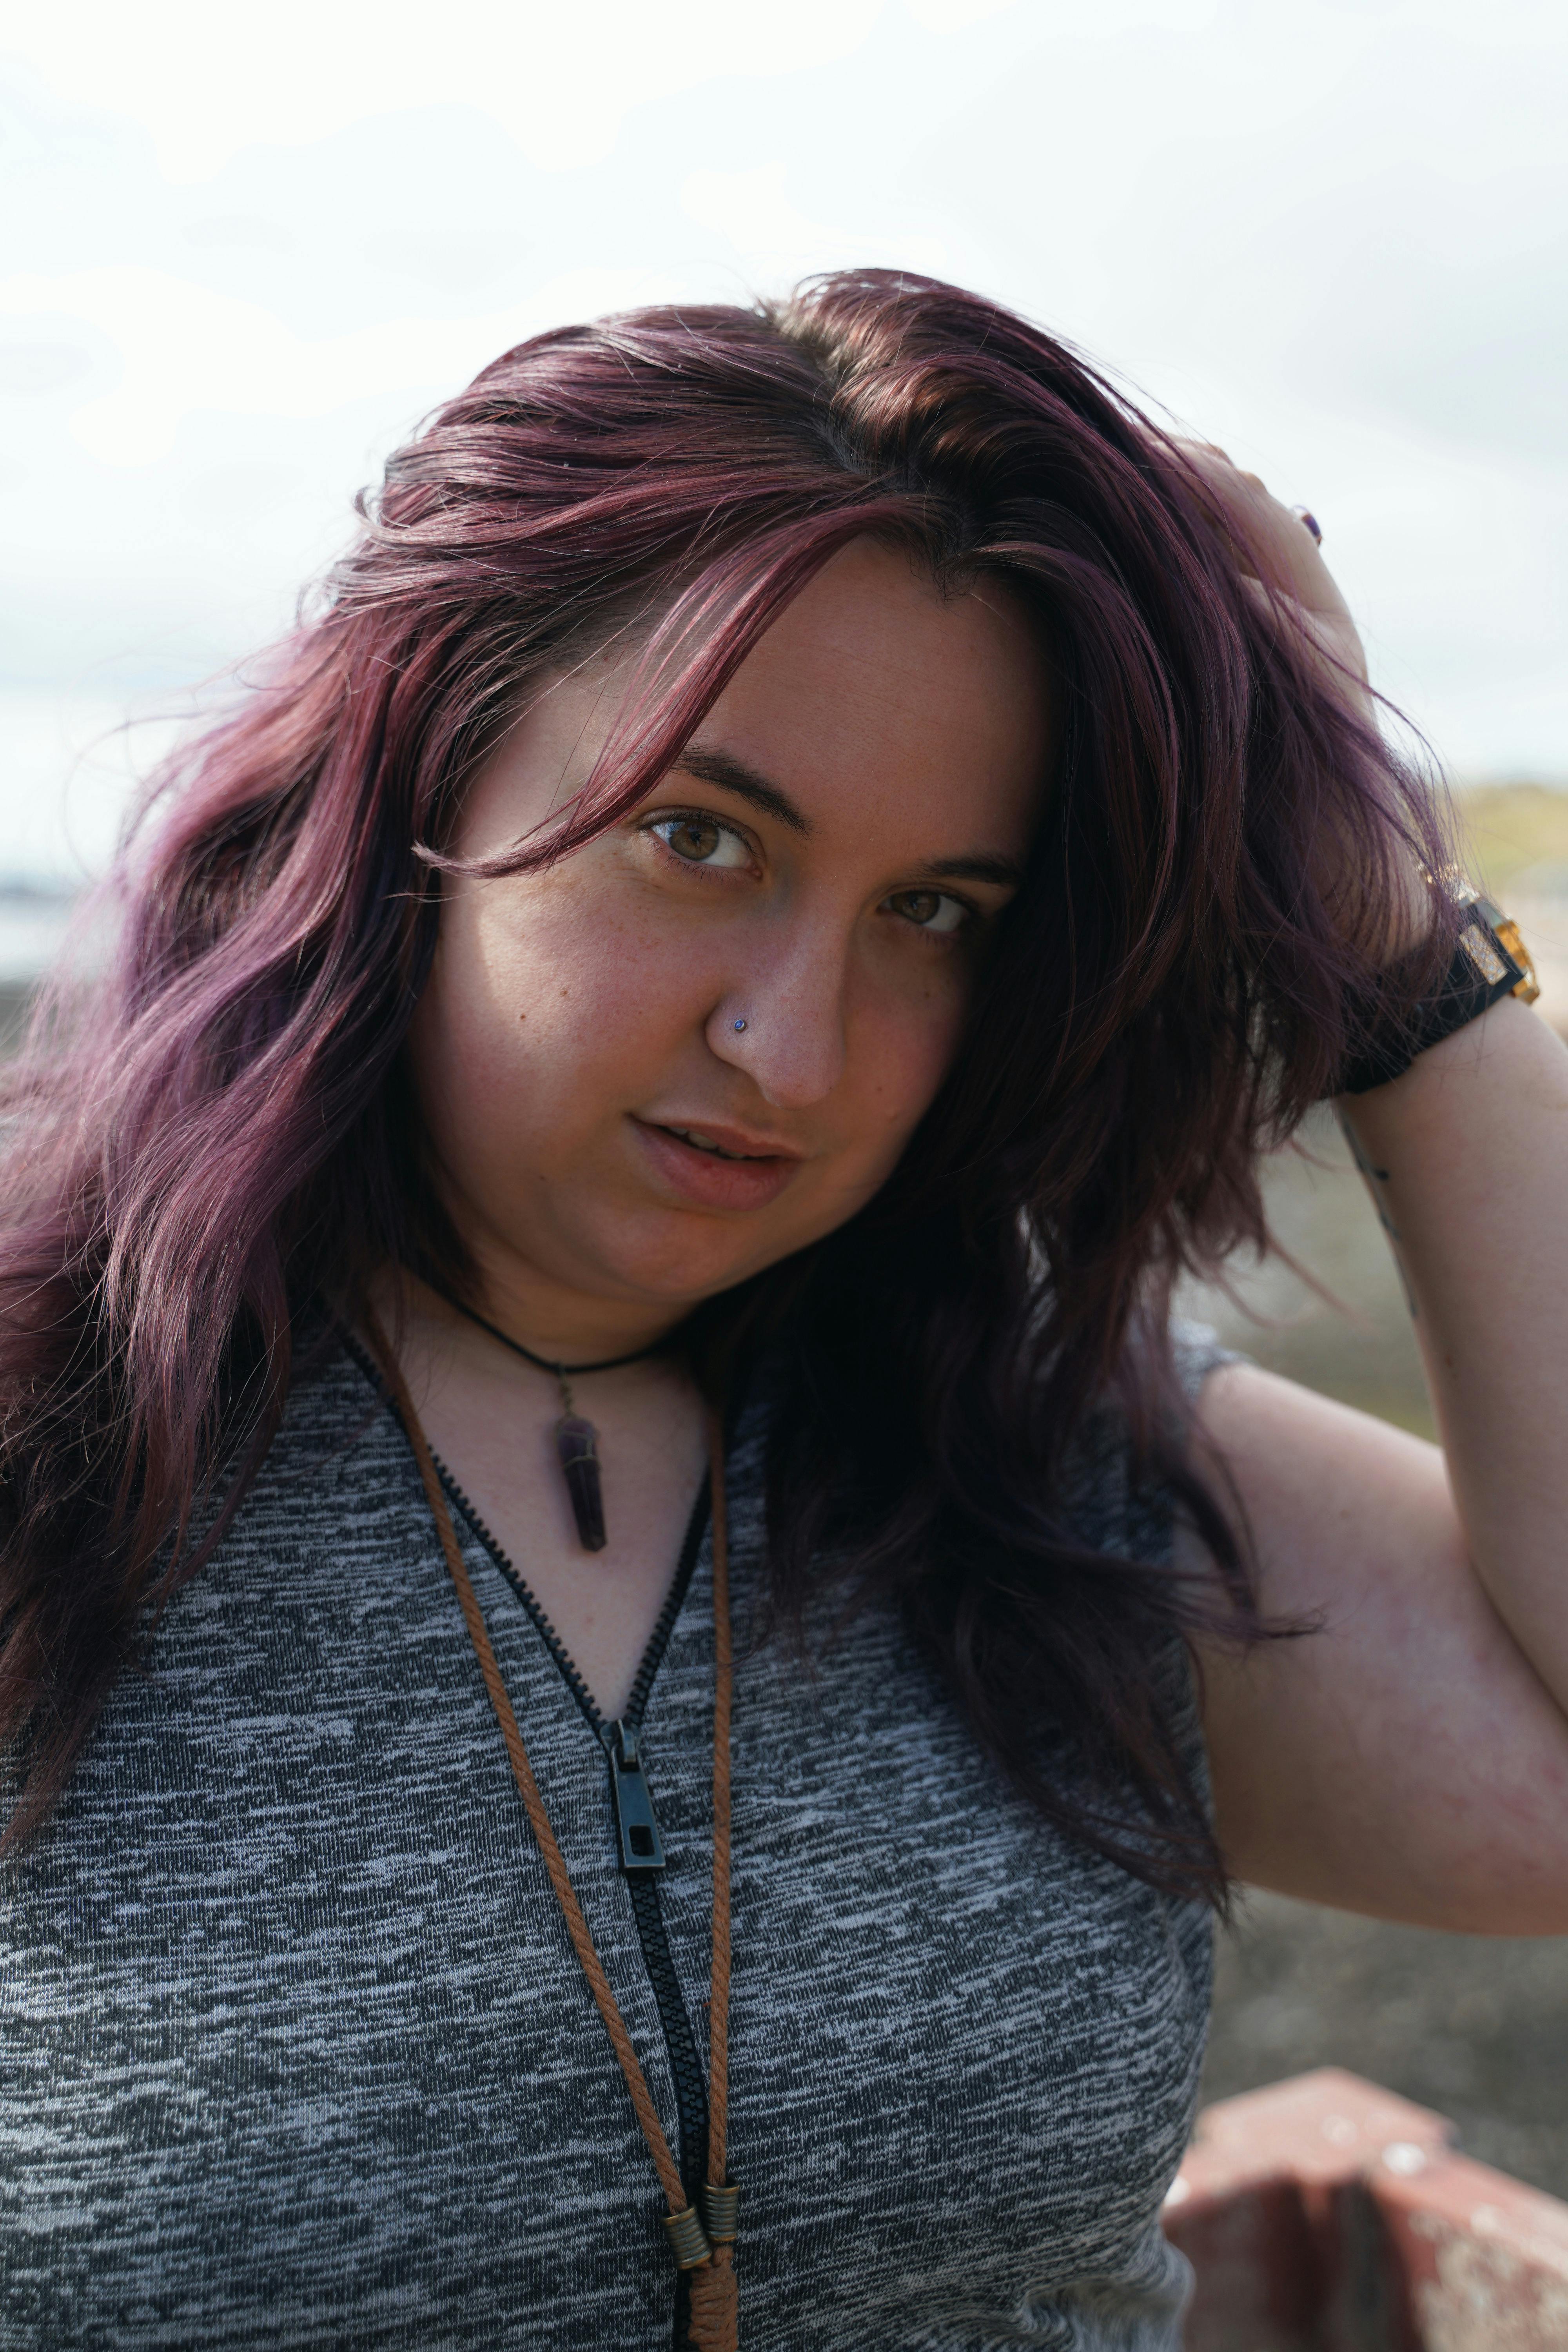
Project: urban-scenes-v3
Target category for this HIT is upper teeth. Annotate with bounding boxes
[670,1126,746,1160]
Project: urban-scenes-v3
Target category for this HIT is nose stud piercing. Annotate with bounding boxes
[732,1018,748,1033]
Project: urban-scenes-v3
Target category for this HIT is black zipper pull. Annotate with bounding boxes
[608,1719,666,1874]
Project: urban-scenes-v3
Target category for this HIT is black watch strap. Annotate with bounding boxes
[1335,897,1532,1098]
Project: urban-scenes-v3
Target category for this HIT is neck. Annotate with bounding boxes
[378,1259,692,1372]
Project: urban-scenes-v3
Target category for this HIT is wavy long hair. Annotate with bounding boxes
[0,271,1448,1891]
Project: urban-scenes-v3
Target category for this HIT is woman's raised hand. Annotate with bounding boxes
[1174,438,1371,716]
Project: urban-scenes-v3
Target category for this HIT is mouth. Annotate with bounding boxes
[658,1123,791,1162]
[630,1115,806,1210]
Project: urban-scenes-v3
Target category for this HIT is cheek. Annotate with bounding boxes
[412,875,702,1151]
[847,970,971,1160]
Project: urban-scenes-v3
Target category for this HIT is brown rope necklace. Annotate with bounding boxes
[367,1314,740,2351]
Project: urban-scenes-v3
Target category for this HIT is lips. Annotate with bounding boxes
[661,1122,796,1162]
[630,1115,805,1211]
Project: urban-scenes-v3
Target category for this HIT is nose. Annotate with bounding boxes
[706,917,849,1109]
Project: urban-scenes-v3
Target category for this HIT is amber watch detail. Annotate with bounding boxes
[1450,877,1540,1005]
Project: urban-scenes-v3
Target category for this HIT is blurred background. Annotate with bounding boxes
[4,0,1566,2189]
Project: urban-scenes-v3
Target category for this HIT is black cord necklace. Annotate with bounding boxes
[441,1293,666,1554]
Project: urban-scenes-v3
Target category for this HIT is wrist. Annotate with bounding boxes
[1331,877,1539,1100]
[1338,987,1557,1161]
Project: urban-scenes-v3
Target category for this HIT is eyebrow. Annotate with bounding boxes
[674,740,1026,893]
[922,851,1027,889]
[675,746,813,835]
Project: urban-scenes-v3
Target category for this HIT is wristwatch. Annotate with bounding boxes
[1449,876,1540,1005]
[1336,874,1539,1097]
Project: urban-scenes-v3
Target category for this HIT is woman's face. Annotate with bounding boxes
[409,538,1049,1340]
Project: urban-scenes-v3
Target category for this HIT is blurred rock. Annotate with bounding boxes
[1206,1892,1568,2203]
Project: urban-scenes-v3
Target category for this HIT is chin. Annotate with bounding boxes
[574,1210,801,1310]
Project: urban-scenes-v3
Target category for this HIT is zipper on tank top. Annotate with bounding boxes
[428,1452,717,2226]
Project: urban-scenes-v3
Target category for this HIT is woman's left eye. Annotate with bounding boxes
[886,888,971,936]
[647,815,752,870]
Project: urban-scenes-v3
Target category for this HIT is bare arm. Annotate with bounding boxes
[1194,989,1568,1934]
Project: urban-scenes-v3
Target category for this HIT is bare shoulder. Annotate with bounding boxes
[1185,1361,1568,1935]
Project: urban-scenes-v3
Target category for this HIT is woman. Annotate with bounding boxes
[2,271,1565,2352]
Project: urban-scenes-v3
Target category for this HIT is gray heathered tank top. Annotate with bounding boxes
[0,1331,1223,2350]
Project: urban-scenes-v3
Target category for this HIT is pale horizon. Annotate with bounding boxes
[4,0,1566,907]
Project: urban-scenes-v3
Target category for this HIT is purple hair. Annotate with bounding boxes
[0,272,1448,1889]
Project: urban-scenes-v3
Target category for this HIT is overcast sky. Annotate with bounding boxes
[3,0,1565,883]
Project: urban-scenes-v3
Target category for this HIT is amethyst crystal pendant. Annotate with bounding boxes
[555,1414,607,1551]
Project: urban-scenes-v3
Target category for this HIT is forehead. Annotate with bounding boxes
[695,539,1051,850]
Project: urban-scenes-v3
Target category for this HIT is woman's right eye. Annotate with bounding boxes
[647,815,752,869]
